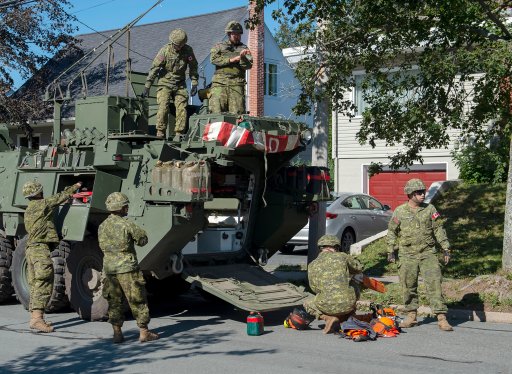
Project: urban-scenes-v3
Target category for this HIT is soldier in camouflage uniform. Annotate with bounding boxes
[387,178,453,331]
[301,235,363,334]
[143,28,198,140]
[98,192,159,343]
[209,21,253,114]
[23,179,82,333]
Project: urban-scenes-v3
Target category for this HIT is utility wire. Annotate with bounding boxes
[71,0,120,15]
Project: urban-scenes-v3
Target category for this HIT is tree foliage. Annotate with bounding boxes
[0,0,76,123]
[250,0,512,271]
[251,0,512,169]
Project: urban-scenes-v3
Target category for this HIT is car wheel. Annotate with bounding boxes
[279,244,295,254]
[340,229,355,253]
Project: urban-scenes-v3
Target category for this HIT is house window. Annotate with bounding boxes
[18,135,40,150]
[265,63,278,96]
[354,70,420,116]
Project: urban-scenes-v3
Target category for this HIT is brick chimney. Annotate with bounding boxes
[247,2,264,116]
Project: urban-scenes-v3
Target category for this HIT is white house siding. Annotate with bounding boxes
[332,78,470,193]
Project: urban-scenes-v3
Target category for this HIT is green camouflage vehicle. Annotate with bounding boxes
[0,7,330,321]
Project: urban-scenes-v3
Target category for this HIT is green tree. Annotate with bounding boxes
[0,0,76,123]
[250,0,512,271]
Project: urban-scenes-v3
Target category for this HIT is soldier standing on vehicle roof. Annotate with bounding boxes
[143,28,198,141]
[387,178,453,331]
[285,235,363,333]
[23,180,82,333]
[209,21,253,114]
[98,192,159,343]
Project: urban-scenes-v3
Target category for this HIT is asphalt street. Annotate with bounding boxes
[0,249,511,374]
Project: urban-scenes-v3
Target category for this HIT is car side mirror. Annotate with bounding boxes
[383,204,391,211]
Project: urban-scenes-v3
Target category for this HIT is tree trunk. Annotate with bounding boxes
[502,136,512,272]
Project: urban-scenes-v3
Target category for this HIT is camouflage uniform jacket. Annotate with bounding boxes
[98,214,148,274]
[210,41,253,85]
[24,185,77,245]
[308,251,363,302]
[145,44,198,89]
[387,202,450,259]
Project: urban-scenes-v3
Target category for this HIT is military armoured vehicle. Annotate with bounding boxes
[0,6,330,320]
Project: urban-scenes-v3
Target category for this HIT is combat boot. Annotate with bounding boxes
[112,325,124,343]
[399,311,418,328]
[139,326,159,342]
[437,314,453,331]
[29,310,54,333]
[319,314,340,334]
[156,130,165,138]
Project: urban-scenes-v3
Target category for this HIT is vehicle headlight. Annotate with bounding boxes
[300,129,312,145]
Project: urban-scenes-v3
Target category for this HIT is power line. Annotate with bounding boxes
[71,0,121,15]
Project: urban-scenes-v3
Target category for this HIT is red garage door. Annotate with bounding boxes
[369,170,446,210]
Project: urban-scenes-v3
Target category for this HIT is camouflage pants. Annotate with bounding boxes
[102,271,150,328]
[26,243,54,311]
[399,253,448,314]
[303,286,358,319]
[156,86,189,134]
[209,84,245,114]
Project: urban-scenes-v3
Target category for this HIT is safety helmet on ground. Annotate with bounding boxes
[105,192,129,212]
[403,178,426,195]
[283,307,315,330]
[169,28,188,47]
[22,180,43,198]
[225,21,243,34]
[317,234,341,248]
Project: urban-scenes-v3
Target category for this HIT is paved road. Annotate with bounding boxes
[0,288,511,374]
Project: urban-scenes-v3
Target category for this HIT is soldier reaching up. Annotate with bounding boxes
[387,178,453,331]
[98,192,159,343]
[23,180,82,333]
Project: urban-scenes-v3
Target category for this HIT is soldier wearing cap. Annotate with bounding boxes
[98,192,159,343]
[22,179,82,333]
[291,235,363,334]
[209,21,253,114]
[143,28,198,140]
[387,178,453,331]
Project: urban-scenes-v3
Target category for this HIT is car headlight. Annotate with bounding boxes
[300,129,312,145]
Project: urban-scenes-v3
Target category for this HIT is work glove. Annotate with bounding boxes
[190,85,198,97]
[141,87,150,98]
[387,252,396,263]
[443,250,451,265]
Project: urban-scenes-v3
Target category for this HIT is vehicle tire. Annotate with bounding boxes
[11,236,70,312]
[0,235,14,302]
[65,238,108,321]
[279,244,296,254]
[340,229,356,253]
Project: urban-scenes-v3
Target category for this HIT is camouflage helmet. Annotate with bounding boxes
[225,21,243,34]
[317,235,341,248]
[404,178,426,195]
[22,180,43,198]
[169,28,188,47]
[105,192,129,212]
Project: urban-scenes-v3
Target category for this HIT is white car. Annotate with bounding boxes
[281,192,393,253]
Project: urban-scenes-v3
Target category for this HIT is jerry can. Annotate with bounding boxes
[247,312,264,336]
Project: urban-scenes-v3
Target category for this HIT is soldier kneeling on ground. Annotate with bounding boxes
[285,235,363,334]
[98,192,159,343]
